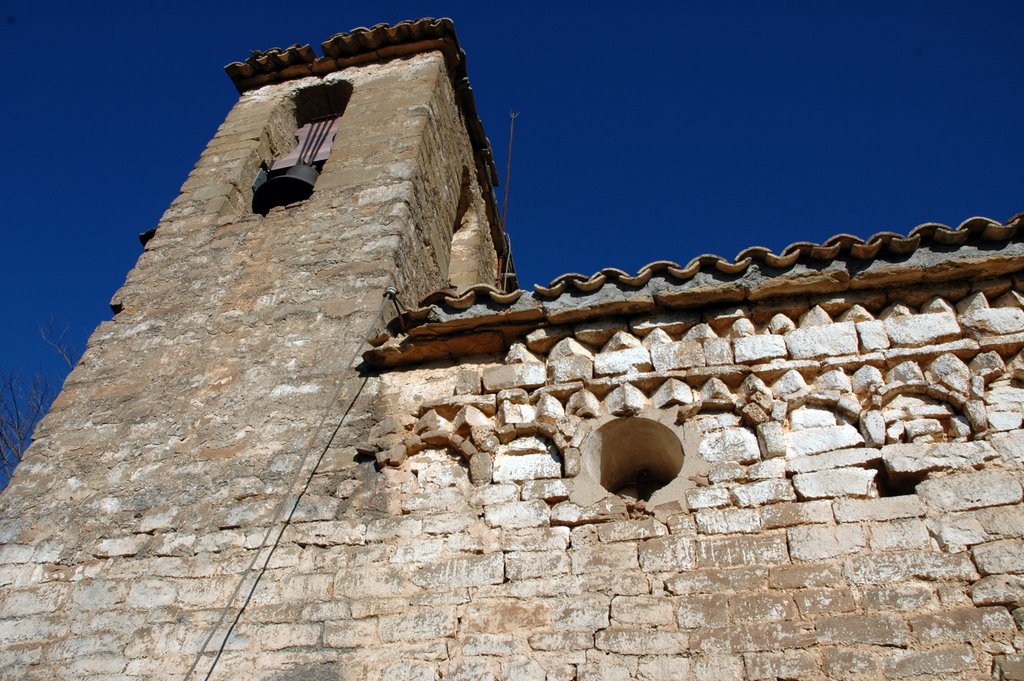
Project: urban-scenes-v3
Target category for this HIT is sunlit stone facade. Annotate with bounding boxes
[1,19,1022,681]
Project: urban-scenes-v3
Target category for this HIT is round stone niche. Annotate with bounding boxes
[581,417,686,502]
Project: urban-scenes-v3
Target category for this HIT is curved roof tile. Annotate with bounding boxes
[225,19,461,86]
[410,216,1018,315]
[320,18,457,58]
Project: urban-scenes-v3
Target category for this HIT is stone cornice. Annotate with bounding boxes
[365,216,1024,368]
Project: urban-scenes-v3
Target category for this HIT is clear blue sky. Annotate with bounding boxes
[1,1,1021,383]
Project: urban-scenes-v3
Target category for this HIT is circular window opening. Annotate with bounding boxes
[583,418,684,501]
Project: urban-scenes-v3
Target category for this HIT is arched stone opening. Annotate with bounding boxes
[251,80,354,215]
[582,417,684,501]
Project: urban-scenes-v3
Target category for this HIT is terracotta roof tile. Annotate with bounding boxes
[382,216,1022,346]
[320,19,456,59]
[225,18,461,91]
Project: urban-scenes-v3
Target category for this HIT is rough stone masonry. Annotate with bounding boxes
[1,18,1023,681]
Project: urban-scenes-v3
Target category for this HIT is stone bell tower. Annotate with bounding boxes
[0,19,512,679]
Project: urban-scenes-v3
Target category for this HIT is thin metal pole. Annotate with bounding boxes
[501,110,519,230]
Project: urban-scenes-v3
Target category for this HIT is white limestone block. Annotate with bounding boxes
[856,320,891,351]
[787,447,881,474]
[882,441,997,476]
[700,377,735,404]
[730,318,756,338]
[731,479,796,507]
[650,340,705,372]
[917,470,1023,512]
[454,405,491,432]
[484,500,550,529]
[785,424,864,458]
[785,322,859,359]
[790,406,838,429]
[989,430,1024,465]
[493,452,562,482]
[498,436,551,456]
[685,486,732,510]
[969,351,1005,382]
[799,305,832,327]
[549,337,594,360]
[772,370,808,399]
[733,334,787,364]
[535,393,566,424]
[817,369,852,392]
[956,292,989,315]
[927,353,971,394]
[747,457,787,480]
[788,524,867,560]
[482,362,547,391]
[884,312,961,347]
[703,337,734,365]
[652,378,694,408]
[756,422,787,459]
[852,365,884,395]
[859,410,886,447]
[887,361,925,384]
[868,518,930,551]
[604,383,648,416]
[927,517,988,551]
[970,574,1024,605]
[921,296,956,315]
[768,313,796,334]
[594,346,652,376]
[972,540,1024,576]
[698,427,761,464]
[603,330,643,351]
[566,389,601,417]
[840,304,874,322]
[415,409,453,434]
[549,355,593,383]
[499,401,536,425]
[695,508,761,534]
[641,328,674,348]
[792,467,876,499]
[506,343,541,364]
[961,308,1024,336]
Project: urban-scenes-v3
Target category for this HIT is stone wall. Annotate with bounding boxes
[337,287,1024,679]
[0,49,501,679]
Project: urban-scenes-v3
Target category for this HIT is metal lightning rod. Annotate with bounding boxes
[501,109,519,231]
[498,109,520,292]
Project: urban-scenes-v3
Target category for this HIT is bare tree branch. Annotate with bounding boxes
[0,321,80,489]
[40,317,79,370]
[0,370,53,484]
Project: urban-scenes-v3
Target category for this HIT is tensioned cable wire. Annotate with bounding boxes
[183,286,400,681]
